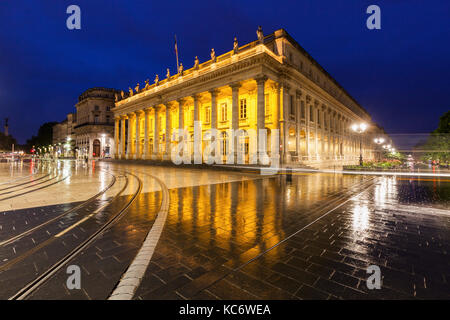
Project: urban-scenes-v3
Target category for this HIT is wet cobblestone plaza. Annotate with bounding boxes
[0,160,449,299]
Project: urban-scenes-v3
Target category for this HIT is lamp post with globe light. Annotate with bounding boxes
[351,123,368,166]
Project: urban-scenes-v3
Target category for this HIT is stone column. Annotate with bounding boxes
[134,111,141,159]
[314,101,319,160]
[120,117,126,158]
[281,82,290,164]
[165,104,171,160]
[193,95,200,122]
[255,76,267,164]
[143,109,150,159]
[295,90,301,161]
[126,113,134,159]
[230,82,241,163]
[305,96,310,160]
[153,106,160,159]
[210,89,219,130]
[178,99,185,130]
[114,117,120,159]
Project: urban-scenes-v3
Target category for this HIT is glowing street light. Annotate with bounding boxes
[351,122,368,166]
[374,137,385,144]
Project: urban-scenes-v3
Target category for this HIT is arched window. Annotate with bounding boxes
[93,139,101,157]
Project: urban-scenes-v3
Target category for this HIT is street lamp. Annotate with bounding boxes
[351,123,368,166]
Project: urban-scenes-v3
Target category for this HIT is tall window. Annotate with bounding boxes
[94,105,99,111]
[106,106,111,111]
[205,107,211,124]
[301,101,305,119]
[317,109,320,125]
[220,103,227,121]
[106,115,110,123]
[239,99,247,119]
[94,115,99,123]
[221,131,227,155]
[309,106,314,121]
[265,93,270,115]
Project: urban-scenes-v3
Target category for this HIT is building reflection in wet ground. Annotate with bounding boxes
[136,173,450,299]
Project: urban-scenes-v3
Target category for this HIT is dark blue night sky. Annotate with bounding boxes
[0,0,449,144]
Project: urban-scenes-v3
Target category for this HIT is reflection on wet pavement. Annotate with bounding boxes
[134,175,450,300]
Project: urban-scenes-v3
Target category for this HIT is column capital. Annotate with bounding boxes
[144,108,152,115]
[306,95,312,103]
[209,88,220,97]
[177,97,187,105]
[295,89,302,99]
[127,112,136,118]
[229,82,241,90]
[192,93,202,102]
[255,75,268,85]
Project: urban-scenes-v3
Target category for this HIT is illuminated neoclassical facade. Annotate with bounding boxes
[113,28,381,168]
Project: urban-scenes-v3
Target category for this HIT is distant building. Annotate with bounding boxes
[52,87,119,159]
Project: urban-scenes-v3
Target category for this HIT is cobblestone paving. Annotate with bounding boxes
[134,175,450,300]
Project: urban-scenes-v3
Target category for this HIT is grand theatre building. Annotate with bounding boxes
[113,28,381,168]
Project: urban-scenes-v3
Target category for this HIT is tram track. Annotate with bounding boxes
[0,174,57,196]
[0,170,118,247]
[3,171,142,300]
[0,173,52,192]
[0,174,70,202]
[0,161,48,186]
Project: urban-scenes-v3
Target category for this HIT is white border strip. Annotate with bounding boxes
[108,174,170,300]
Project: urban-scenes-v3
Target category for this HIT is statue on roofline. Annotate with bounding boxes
[121,90,125,99]
[194,56,199,69]
[233,37,238,54]
[166,68,170,78]
[211,48,216,62]
[134,83,140,93]
[257,26,263,43]
[128,87,133,97]
[115,93,119,102]
[144,79,150,90]
[179,63,184,75]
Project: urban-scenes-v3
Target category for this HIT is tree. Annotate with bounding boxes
[0,132,17,151]
[421,111,450,163]
[26,122,58,150]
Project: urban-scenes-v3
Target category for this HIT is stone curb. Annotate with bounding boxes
[107,173,170,300]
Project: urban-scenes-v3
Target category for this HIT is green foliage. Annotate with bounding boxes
[26,122,58,149]
[344,159,402,170]
[0,132,17,151]
[385,151,405,161]
[420,111,450,163]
